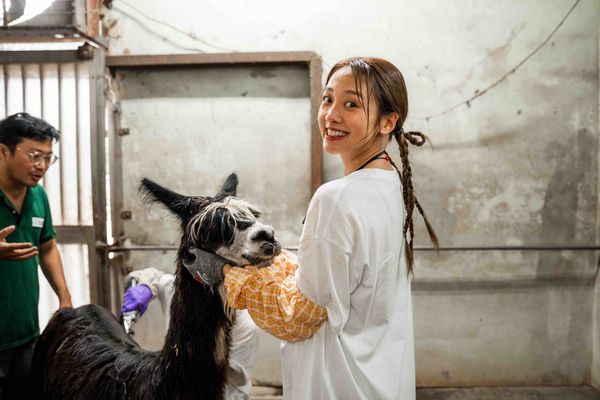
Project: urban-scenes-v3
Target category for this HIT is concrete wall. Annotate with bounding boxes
[593,267,600,389]
[105,0,600,387]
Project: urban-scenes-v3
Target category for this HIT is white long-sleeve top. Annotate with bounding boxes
[282,168,415,400]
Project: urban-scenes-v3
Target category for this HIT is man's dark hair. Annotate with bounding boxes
[0,112,61,151]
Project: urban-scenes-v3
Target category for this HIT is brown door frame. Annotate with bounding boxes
[104,51,323,311]
[106,51,323,194]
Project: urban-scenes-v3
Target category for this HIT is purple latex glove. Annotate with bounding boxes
[120,284,153,316]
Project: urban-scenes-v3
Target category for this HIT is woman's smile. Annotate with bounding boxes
[325,128,349,140]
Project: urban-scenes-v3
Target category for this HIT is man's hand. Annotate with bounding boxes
[183,247,234,286]
[0,225,38,261]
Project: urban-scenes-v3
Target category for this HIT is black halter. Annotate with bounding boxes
[355,150,391,171]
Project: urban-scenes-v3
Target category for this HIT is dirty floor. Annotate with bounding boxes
[251,385,600,400]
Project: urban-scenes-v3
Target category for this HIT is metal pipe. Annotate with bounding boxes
[414,245,600,251]
[108,245,301,252]
[107,244,600,253]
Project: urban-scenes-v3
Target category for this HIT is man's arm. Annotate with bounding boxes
[39,238,72,308]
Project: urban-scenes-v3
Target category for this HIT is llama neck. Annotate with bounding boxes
[154,265,231,398]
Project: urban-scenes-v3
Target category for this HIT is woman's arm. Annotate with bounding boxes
[224,250,327,342]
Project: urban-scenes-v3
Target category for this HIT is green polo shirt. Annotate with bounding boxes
[0,184,55,351]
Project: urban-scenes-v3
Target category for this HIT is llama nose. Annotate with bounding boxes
[262,239,281,255]
[260,226,275,241]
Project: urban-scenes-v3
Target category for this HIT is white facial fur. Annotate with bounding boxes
[216,221,278,267]
[188,196,281,268]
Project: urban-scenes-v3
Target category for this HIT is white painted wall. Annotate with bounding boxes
[105,0,600,388]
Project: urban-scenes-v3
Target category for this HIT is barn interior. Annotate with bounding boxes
[0,0,599,399]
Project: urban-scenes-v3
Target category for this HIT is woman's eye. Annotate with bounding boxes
[345,101,357,108]
[322,95,332,103]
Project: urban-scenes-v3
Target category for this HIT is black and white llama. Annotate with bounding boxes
[29,174,280,400]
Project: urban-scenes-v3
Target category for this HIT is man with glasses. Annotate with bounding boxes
[0,112,71,399]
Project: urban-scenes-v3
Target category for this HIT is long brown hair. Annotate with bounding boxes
[326,57,439,275]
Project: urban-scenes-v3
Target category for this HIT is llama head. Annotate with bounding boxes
[139,174,281,272]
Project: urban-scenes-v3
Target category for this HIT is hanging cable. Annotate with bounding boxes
[115,0,236,53]
[414,0,581,121]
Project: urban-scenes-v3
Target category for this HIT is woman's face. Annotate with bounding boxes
[318,66,383,158]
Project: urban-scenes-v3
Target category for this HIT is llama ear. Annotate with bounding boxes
[139,178,193,220]
[215,173,238,198]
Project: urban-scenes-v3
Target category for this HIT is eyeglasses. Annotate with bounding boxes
[15,147,59,166]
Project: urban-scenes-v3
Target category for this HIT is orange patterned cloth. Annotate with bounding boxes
[225,249,327,342]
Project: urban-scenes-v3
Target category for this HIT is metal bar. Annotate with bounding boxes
[108,245,300,253]
[109,246,178,252]
[3,12,78,16]
[0,35,106,50]
[106,51,318,69]
[0,50,80,64]
[38,63,44,187]
[2,0,7,29]
[89,48,109,308]
[75,63,81,223]
[414,245,600,251]
[107,244,600,252]
[110,130,123,237]
[57,63,65,221]
[412,276,595,291]
[55,225,94,244]
[20,63,25,111]
[309,54,323,194]
[2,64,6,116]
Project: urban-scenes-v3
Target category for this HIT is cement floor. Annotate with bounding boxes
[415,386,599,400]
[251,386,600,400]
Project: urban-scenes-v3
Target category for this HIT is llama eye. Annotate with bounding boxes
[236,220,254,231]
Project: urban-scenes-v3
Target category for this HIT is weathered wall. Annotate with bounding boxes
[593,265,600,389]
[105,0,600,387]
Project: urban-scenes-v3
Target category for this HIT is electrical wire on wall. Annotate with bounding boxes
[111,0,237,53]
[110,0,581,122]
[414,0,581,121]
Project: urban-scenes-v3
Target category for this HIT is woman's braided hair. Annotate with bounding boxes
[327,57,439,275]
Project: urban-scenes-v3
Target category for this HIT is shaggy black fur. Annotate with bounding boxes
[28,174,250,400]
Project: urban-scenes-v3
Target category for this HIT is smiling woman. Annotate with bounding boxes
[209,57,440,400]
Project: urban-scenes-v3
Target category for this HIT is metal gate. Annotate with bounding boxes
[104,52,322,382]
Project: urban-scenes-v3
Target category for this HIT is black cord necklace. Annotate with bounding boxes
[355,150,391,171]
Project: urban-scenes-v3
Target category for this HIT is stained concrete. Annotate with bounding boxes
[415,386,600,400]
[250,386,600,400]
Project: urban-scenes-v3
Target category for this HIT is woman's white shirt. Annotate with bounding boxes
[281,168,415,400]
